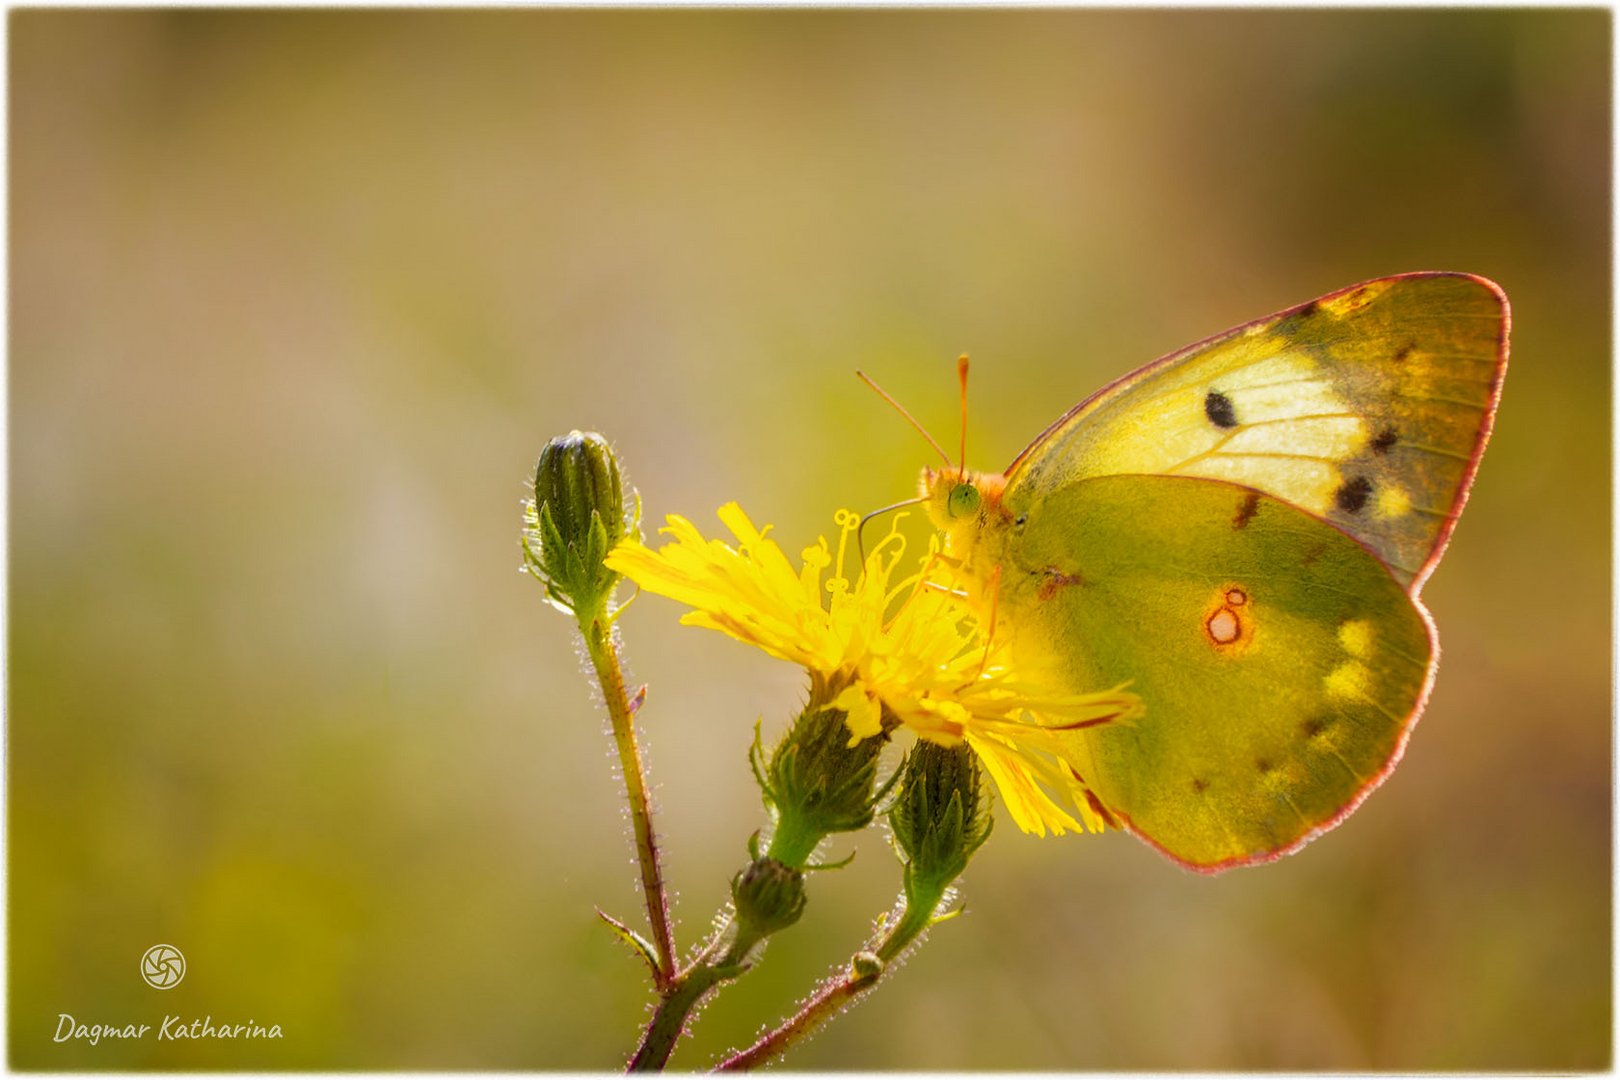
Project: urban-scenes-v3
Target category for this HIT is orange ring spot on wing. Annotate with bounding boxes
[1203,585,1254,652]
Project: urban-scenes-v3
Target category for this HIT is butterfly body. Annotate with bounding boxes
[922,272,1509,872]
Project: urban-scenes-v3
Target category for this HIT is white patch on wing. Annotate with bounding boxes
[1047,340,1363,520]
[1081,387,1217,475]
[1170,349,1361,513]
[1180,456,1341,511]
[1221,416,1366,459]
[1208,353,1316,392]
[1224,380,1353,425]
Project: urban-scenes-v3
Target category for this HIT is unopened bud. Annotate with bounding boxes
[524,430,639,616]
[889,739,993,896]
[731,857,807,943]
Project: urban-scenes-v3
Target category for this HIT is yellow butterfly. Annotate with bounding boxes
[917,273,1509,870]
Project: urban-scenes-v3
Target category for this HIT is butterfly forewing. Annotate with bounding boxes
[1006,273,1509,589]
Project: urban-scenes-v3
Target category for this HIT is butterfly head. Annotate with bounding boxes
[921,465,1007,536]
[860,356,1009,551]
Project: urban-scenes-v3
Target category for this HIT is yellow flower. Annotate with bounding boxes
[604,503,1143,837]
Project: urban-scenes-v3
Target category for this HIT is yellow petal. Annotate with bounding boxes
[830,683,883,744]
[966,732,1086,837]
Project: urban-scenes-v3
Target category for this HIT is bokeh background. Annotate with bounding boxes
[9,9,1610,1070]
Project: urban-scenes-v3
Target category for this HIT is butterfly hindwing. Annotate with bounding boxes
[996,474,1435,869]
[1006,273,1509,588]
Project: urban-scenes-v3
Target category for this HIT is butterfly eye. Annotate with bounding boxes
[947,482,981,519]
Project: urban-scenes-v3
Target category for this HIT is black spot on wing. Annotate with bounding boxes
[1370,427,1398,454]
[1279,299,1321,330]
[1204,390,1238,429]
[1335,476,1373,513]
[1232,491,1260,529]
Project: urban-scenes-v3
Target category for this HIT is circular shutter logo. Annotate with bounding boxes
[140,944,185,990]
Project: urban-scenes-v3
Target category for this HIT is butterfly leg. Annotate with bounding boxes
[974,563,1005,678]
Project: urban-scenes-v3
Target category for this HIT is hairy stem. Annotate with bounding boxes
[713,886,942,1071]
[584,613,677,989]
[627,933,751,1073]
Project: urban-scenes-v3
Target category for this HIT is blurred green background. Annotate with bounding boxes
[9,9,1609,1070]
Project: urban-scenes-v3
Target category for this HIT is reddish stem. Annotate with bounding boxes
[585,615,677,989]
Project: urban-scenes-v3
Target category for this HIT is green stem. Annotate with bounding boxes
[628,970,718,1072]
[763,817,823,869]
[712,881,945,1072]
[626,690,861,1070]
[628,847,813,1069]
[583,613,677,989]
[628,934,750,1072]
[874,892,936,965]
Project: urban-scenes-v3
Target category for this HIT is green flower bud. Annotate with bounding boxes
[731,857,807,946]
[524,430,640,617]
[753,684,897,867]
[888,739,993,898]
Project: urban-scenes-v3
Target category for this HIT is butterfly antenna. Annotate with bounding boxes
[956,354,970,481]
[856,371,952,468]
[857,496,926,565]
